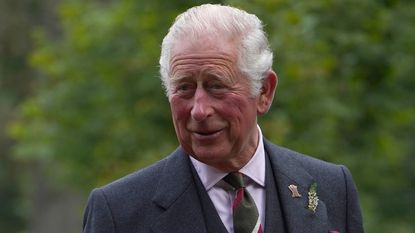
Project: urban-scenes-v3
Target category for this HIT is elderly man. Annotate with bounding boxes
[83,4,364,233]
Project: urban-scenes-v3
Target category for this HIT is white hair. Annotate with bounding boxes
[159,4,273,97]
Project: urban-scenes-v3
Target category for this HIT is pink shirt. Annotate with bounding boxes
[190,126,266,233]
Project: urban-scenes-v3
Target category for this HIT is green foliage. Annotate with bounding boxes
[11,0,174,188]
[9,0,415,232]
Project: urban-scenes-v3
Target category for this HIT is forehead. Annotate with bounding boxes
[170,36,239,77]
[172,34,237,54]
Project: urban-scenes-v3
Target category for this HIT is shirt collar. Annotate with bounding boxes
[190,125,266,190]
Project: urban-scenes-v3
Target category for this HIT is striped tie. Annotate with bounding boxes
[223,172,263,233]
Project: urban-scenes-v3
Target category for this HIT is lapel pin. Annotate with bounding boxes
[288,184,302,198]
[307,182,319,213]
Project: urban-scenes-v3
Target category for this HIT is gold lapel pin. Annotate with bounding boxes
[288,184,302,198]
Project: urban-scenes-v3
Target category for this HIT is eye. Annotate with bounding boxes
[210,83,224,89]
[177,83,192,91]
[173,82,196,96]
[207,80,228,93]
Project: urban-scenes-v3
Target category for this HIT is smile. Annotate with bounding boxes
[192,129,223,140]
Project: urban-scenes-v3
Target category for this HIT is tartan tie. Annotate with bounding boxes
[223,172,263,233]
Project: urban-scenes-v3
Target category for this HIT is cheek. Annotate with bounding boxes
[170,97,190,123]
[219,95,257,120]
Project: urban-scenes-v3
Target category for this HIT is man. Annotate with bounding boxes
[83,4,364,233]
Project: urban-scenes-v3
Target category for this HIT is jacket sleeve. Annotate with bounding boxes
[341,165,364,233]
[83,188,116,233]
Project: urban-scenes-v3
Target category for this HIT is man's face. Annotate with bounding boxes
[168,36,262,171]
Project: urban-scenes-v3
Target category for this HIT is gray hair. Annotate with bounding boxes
[159,4,273,97]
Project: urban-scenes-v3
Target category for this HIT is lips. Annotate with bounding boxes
[191,128,223,140]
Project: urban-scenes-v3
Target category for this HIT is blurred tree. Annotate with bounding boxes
[0,0,60,231]
[9,0,415,232]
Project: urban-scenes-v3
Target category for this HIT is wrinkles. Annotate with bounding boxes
[170,52,239,82]
[171,53,234,67]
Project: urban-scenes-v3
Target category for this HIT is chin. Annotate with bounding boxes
[193,150,230,164]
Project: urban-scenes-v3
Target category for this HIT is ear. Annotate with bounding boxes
[257,70,278,115]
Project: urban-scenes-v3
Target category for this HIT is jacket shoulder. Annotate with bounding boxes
[83,154,173,233]
[264,140,344,178]
[100,157,168,198]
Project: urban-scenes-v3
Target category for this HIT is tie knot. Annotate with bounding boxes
[223,172,245,189]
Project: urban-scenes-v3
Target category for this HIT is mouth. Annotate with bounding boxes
[191,129,223,140]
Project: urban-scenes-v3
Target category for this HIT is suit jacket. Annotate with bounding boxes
[83,139,364,233]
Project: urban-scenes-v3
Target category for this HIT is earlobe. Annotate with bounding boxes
[257,70,278,115]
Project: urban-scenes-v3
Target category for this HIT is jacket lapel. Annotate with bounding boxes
[151,148,207,233]
[264,152,287,232]
[264,140,329,233]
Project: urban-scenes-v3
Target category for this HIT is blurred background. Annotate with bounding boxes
[1,0,414,232]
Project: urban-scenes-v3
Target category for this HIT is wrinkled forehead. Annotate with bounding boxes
[170,35,237,70]
[169,35,240,76]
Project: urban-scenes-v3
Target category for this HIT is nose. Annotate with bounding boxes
[191,87,214,122]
